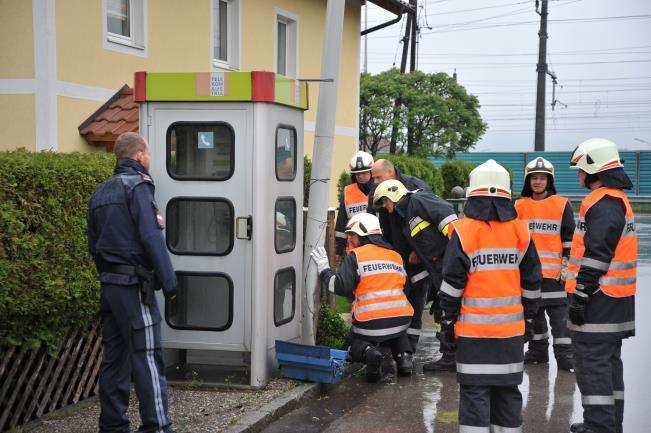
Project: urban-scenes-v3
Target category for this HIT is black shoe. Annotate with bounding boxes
[379,350,397,383]
[396,352,413,376]
[524,350,549,364]
[364,346,383,382]
[556,356,574,372]
[570,423,596,433]
[423,355,456,372]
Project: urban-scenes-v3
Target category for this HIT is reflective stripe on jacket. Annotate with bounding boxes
[450,218,531,338]
[565,188,637,298]
[344,183,368,219]
[515,195,568,279]
[352,244,413,322]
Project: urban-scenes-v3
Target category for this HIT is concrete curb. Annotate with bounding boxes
[222,382,321,433]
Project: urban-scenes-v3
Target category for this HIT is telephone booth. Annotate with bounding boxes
[134,71,308,387]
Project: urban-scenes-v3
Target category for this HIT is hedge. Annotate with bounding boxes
[0,149,114,349]
[440,159,477,198]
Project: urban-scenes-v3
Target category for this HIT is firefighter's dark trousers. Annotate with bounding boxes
[459,385,523,433]
[573,339,624,433]
[99,283,173,433]
[528,304,573,359]
[405,275,429,352]
[349,332,412,362]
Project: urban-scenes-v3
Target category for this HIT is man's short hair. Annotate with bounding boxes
[114,132,147,159]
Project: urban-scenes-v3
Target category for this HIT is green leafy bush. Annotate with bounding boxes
[0,149,114,349]
[440,159,477,198]
[316,302,350,349]
[303,155,312,207]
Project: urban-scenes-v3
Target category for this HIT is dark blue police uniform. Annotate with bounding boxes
[88,158,176,433]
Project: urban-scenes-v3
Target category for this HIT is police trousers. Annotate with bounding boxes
[528,304,573,359]
[99,283,173,433]
[574,339,624,433]
[459,384,523,433]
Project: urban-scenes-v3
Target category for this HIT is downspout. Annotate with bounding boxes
[360,5,403,36]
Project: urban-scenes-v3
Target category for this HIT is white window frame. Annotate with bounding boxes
[274,8,298,78]
[102,0,147,57]
[211,0,240,71]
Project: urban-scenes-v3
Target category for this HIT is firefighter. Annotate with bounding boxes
[367,159,436,354]
[334,151,374,259]
[515,157,575,372]
[438,160,542,432]
[310,213,414,382]
[372,179,458,372]
[565,138,637,433]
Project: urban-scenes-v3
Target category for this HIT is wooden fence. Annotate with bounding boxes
[0,325,102,432]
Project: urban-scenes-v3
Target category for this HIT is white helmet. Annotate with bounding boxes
[345,213,382,237]
[570,138,623,174]
[467,159,511,199]
[350,151,374,173]
[525,157,554,180]
[372,179,409,209]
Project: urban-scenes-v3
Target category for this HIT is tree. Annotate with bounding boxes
[359,69,486,158]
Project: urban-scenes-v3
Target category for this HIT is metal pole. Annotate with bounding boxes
[534,0,548,152]
[302,0,346,345]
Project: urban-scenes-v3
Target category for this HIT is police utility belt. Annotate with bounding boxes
[102,264,159,306]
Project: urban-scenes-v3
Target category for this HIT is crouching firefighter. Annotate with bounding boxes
[310,213,414,382]
[515,157,575,372]
[565,138,637,433]
[88,132,177,433]
[438,160,542,432]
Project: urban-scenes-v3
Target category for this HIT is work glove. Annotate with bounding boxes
[438,315,456,352]
[569,285,590,326]
[557,257,570,283]
[524,317,535,342]
[310,246,331,274]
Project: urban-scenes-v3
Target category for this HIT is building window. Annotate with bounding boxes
[275,10,298,78]
[275,198,296,254]
[103,0,147,56]
[275,126,297,181]
[212,0,240,70]
[274,268,295,326]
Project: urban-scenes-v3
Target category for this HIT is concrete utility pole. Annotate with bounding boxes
[534,0,548,151]
[302,0,345,345]
[364,3,368,73]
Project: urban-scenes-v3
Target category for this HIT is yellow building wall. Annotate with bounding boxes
[0,95,36,151]
[0,0,34,78]
[57,96,111,153]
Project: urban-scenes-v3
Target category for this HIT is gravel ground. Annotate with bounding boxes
[24,379,300,433]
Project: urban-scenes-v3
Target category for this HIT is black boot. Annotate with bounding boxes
[364,346,383,382]
[379,347,397,383]
[570,423,596,433]
[423,353,456,372]
[524,349,549,364]
[396,352,413,376]
[556,355,574,372]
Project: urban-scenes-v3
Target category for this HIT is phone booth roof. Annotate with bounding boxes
[134,71,309,110]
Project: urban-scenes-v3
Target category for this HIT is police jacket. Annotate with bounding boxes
[334,180,371,255]
[515,192,574,306]
[564,187,636,342]
[392,190,457,283]
[318,235,413,342]
[438,197,542,386]
[88,158,176,297]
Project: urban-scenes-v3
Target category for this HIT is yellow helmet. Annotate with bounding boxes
[372,179,408,209]
[570,138,623,174]
[349,151,374,174]
[467,159,511,199]
[345,213,382,237]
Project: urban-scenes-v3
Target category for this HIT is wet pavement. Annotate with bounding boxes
[261,215,651,433]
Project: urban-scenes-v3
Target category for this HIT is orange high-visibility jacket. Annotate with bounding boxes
[515,195,569,279]
[344,183,369,219]
[450,218,531,338]
[565,188,637,298]
[352,244,413,322]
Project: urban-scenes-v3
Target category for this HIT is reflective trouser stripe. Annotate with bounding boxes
[406,328,421,336]
[541,291,566,299]
[562,241,572,248]
[490,425,522,433]
[554,337,572,345]
[410,270,429,284]
[352,323,409,337]
[567,320,635,333]
[522,289,540,299]
[457,362,524,375]
[582,395,615,405]
[613,390,624,400]
[459,426,490,433]
[532,332,549,341]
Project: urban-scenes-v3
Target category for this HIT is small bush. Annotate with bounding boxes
[0,149,114,349]
[440,159,477,198]
[303,155,312,207]
[316,302,350,349]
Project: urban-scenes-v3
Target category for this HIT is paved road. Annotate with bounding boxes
[262,215,651,433]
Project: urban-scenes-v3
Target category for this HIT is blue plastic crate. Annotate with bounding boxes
[275,340,348,384]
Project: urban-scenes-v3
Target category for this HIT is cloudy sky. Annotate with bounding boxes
[362,0,651,152]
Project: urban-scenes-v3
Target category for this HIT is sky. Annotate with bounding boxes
[362,0,651,152]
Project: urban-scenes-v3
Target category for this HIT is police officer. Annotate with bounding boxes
[334,151,374,258]
[88,132,177,433]
[367,159,435,353]
[310,213,414,382]
[565,138,637,433]
[438,160,542,432]
[515,157,575,371]
[372,179,458,372]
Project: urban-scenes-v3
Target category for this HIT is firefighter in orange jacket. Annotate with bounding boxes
[310,213,414,382]
[565,139,637,433]
[334,151,374,258]
[438,160,542,432]
[515,157,575,371]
